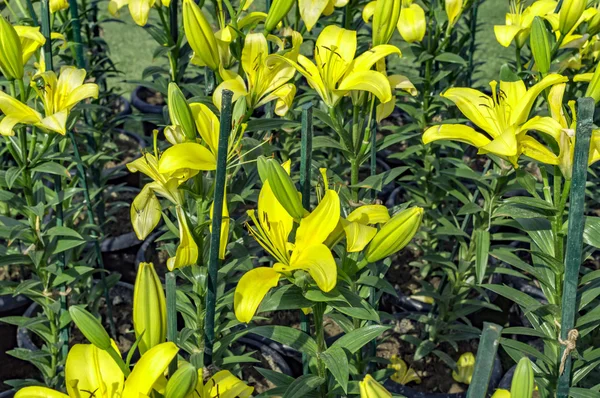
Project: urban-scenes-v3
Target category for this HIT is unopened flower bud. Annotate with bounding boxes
[530,17,552,75]
[585,62,600,103]
[372,0,401,45]
[265,0,294,33]
[69,306,111,350]
[588,10,600,36]
[452,352,475,384]
[359,374,391,398]
[168,83,196,141]
[131,185,161,240]
[257,156,304,220]
[165,362,198,398]
[511,357,534,396]
[559,0,586,36]
[183,0,219,71]
[134,262,167,354]
[397,2,426,43]
[0,16,23,80]
[364,206,423,263]
[445,0,463,26]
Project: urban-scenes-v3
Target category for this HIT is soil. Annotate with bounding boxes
[256,310,343,339]
[0,321,38,390]
[102,250,138,284]
[138,87,165,107]
[376,317,476,394]
[239,344,285,394]
[104,132,143,170]
[104,189,137,238]
[145,240,170,279]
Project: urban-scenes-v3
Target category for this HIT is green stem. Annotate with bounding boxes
[515,45,522,73]
[166,272,177,376]
[313,303,327,398]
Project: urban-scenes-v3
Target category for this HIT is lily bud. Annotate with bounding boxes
[452,352,475,384]
[0,16,23,80]
[530,17,552,75]
[559,0,586,36]
[372,0,401,45]
[585,62,600,103]
[257,157,304,220]
[168,83,197,141]
[131,185,161,240]
[491,390,511,398]
[589,10,600,36]
[134,262,167,354]
[511,357,534,397]
[359,374,392,398]
[397,1,426,43]
[364,206,423,263]
[183,0,219,71]
[69,306,112,350]
[165,362,198,398]
[445,0,463,26]
[265,0,294,33]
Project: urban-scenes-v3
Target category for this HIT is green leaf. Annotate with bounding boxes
[356,275,397,297]
[6,167,22,190]
[500,338,553,366]
[414,339,436,360]
[259,285,314,312]
[251,326,318,357]
[474,229,490,284]
[583,217,600,249]
[245,119,300,133]
[31,162,70,177]
[330,325,389,354]
[321,346,349,393]
[45,226,83,240]
[434,52,467,65]
[283,375,324,398]
[350,167,410,192]
[568,388,600,398]
[255,368,295,388]
[53,238,86,254]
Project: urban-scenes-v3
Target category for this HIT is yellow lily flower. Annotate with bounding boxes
[108,0,170,26]
[445,0,463,26]
[234,178,340,323]
[271,25,401,108]
[547,83,600,178]
[397,0,426,43]
[494,0,557,48]
[127,151,200,270]
[134,262,167,354]
[491,390,512,398]
[389,355,421,385]
[213,32,299,116]
[50,0,69,12]
[299,0,348,32]
[326,204,390,252]
[423,74,568,167]
[359,374,392,398]
[15,341,178,398]
[0,17,45,80]
[545,7,598,49]
[452,352,475,384]
[188,369,253,398]
[0,66,98,136]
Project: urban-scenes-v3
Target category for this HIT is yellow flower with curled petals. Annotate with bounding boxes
[299,0,348,32]
[494,0,556,48]
[15,342,178,398]
[234,172,340,323]
[270,25,401,108]
[213,31,299,116]
[359,374,392,398]
[423,74,568,167]
[389,355,421,385]
[398,0,426,43]
[187,369,253,398]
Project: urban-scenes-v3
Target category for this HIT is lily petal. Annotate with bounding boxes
[520,135,559,165]
[277,243,337,292]
[338,70,393,104]
[123,342,179,398]
[510,73,568,126]
[347,204,390,225]
[494,25,523,47]
[480,126,518,157]
[423,124,492,148]
[295,189,340,251]
[343,220,377,252]
[131,184,162,240]
[167,207,199,270]
[234,267,281,323]
[14,388,69,398]
[520,116,563,142]
[441,88,501,137]
[158,142,217,174]
[299,0,331,31]
[65,343,124,398]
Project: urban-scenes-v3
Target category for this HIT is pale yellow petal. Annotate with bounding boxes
[295,189,340,251]
[423,124,492,148]
[234,267,280,323]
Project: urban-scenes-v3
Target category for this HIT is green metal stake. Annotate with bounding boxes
[557,97,594,397]
[204,90,233,366]
[299,102,313,375]
[67,0,86,69]
[25,0,39,26]
[466,322,503,398]
[166,272,177,375]
[466,0,480,88]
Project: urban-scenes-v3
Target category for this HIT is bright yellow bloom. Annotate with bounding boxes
[362,0,402,45]
[327,204,390,252]
[213,32,299,116]
[271,25,401,108]
[108,0,170,26]
[127,150,202,270]
[546,7,598,49]
[234,176,340,323]
[452,352,476,384]
[491,389,511,398]
[0,66,97,136]
[299,0,348,32]
[398,0,426,43]
[359,374,392,398]
[0,16,26,80]
[50,0,69,12]
[15,342,178,398]
[494,0,557,48]
[187,369,253,398]
[389,355,421,385]
[423,74,568,167]
[14,26,46,69]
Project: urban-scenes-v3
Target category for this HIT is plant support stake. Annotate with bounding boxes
[466,322,503,398]
[67,0,86,69]
[166,272,177,376]
[204,89,233,366]
[299,102,313,375]
[557,97,594,397]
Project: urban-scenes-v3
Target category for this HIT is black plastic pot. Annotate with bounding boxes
[130,86,165,136]
[103,129,147,187]
[113,95,132,130]
[238,336,295,377]
[384,354,503,398]
[0,293,30,317]
[101,187,143,253]
[0,390,15,398]
[135,230,164,269]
